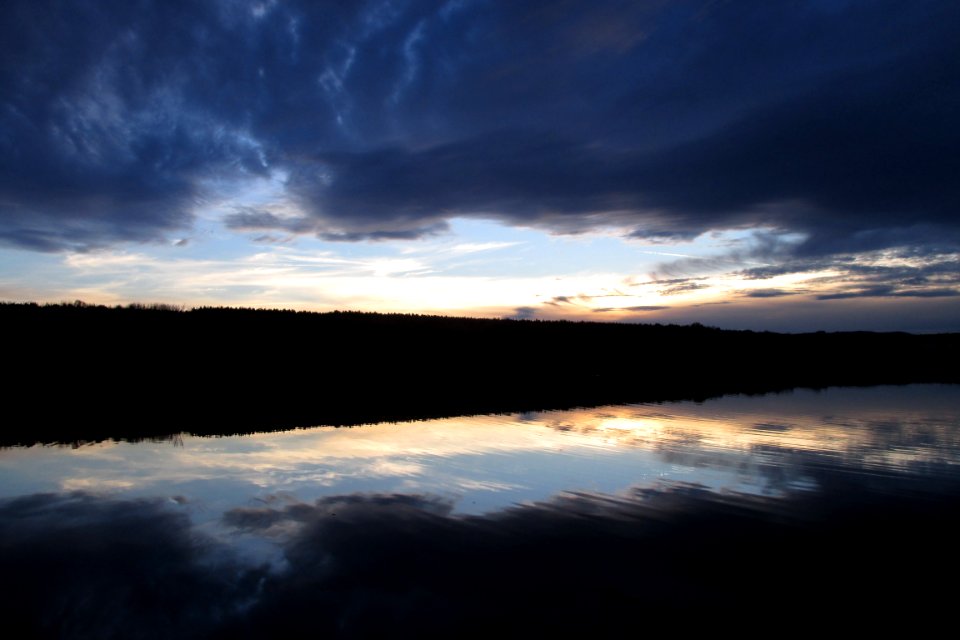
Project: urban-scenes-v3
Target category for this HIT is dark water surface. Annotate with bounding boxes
[2,384,959,637]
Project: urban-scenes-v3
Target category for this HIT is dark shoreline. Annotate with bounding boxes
[5,302,959,446]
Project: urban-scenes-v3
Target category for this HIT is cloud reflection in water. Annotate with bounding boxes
[1,385,959,636]
[3,478,959,638]
[2,386,958,517]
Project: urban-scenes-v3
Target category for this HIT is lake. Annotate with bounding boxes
[2,384,959,637]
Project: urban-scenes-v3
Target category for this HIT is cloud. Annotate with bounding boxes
[510,306,537,320]
[223,207,314,234]
[734,249,960,301]
[317,224,450,243]
[659,281,709,296]
[2,0,959,256]
[279,132,650,240]
[224,205,450,242]
[626,305,670,312]
[742,289,801,298]
[272,0,960,253]
[817,287,960,301]
[0,1,272,251]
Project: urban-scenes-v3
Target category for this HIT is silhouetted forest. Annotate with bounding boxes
[4,302,958,445]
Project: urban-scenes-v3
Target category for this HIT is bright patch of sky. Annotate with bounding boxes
[3,198,958,332]
[0,209,818,319]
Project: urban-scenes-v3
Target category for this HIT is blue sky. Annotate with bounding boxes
[2,0,959,331]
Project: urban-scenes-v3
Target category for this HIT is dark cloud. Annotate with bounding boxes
[0,0,273,250]
[740,262,835,281]
[817,287,960,301]
[642,276,708,287]
[624,47,960,253]
[741,253,960,283]
[627,305,670,311]
[544,295,573,306]
[509,306,537,320]
[275,0,960,251]
[651,238,793,278]
[224,205,449,241]
[2,0,959,254]
[251,234,294,244]
[284,132,650,239]
[895,289,960,298]
[659,281,710,296]
[742,289,801,298]
[730,250,960,301]
[223,208,313,234]
[317,224,449,243]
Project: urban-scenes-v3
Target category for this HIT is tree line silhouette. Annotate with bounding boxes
[3,301,958,445]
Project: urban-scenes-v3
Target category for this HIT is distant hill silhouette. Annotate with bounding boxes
[3,302,958,445]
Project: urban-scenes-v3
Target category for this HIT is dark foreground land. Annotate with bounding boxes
[4,302,959,444]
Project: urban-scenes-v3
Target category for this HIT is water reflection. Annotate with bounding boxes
[2,385,958,513]
[1,385,959,637]
[3,480,959,637]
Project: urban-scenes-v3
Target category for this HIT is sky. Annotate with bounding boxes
[1,0,959,332]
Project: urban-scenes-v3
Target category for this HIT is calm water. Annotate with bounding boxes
[3,384,959,637]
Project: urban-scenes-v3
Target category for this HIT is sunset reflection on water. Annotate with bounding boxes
[2,385,957,516]
[2,384,959,637]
